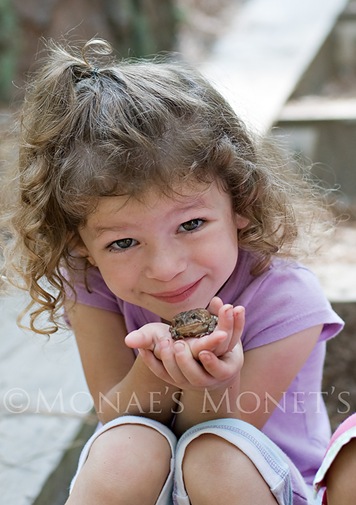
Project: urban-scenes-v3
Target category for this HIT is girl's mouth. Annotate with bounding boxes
[150,279,202,304]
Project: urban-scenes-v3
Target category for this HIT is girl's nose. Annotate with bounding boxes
[144,244,187,281]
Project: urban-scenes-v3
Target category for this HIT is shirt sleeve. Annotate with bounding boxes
[63,265,121,314]
[238,262,344,351]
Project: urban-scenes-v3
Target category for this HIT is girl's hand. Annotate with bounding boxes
[137,330,244,391]
[186,298,245,359]
[125,298,244,360]
[125,322,172,360]
[135,305,245,391]
[124,298,245,391]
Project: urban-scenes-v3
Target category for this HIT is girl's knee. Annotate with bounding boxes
[71,423,172,504]
[183,433,253,476]
[90,423,172,477]
[181,434,278,505]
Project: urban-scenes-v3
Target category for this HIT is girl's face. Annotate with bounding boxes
[78,181,248,321]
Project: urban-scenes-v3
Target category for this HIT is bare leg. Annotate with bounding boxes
[65,424,172,505]
[325,438,356,505]
[182,434,278,505]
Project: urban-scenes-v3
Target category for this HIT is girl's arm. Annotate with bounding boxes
[239,324,322,428]
[67,302,179,425]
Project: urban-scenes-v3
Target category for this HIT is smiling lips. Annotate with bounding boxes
[150,279,202,304]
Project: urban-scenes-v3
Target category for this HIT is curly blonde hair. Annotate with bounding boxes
[1,39,332,333]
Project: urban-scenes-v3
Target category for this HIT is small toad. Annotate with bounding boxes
[169,308,218,340]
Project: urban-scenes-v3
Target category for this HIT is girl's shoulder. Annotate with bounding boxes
[221,250,344,350]
[63,265,119,313]
[221,249,322,305]
[63,265,157,330]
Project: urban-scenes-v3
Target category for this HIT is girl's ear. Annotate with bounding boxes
[68,234,97,267]
[235,214,249,230]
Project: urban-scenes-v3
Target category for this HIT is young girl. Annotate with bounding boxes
[2,38,355,505]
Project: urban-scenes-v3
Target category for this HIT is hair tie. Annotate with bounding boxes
[91,67,100,78]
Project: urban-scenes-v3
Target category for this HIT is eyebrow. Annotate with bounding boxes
[90,193,212,237]
[92,224,132,238]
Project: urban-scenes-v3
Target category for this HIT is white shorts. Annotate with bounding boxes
[70,416,319,505]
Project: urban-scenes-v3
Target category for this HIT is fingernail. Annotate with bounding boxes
[174,341,185,351]
[225,305,233,317]
[199,350,211,361]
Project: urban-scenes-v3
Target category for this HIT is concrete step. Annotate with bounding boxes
[278,96,356,123]
[199,0,348,132]
[0,291,96,505]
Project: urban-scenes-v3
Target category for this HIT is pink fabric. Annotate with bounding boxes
[328,413,356,447]
[314,414,356,504]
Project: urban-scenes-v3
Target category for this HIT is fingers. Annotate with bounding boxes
[189,330,228,358]
[229,305,245,351]
[125,329,155,350]
[216,303,234,333]
[138,348,175,383]
[208,298,244,339]
[172,340,218,388]
[138,337,188,385]
[196,303,244,357]
[127,303,245,391]
[172,339,244,388]
[159,339,191,385]
[139,331,244,390]
[148,338,219,390]
[198,344,244,382]
[207,296,224,314]
[125,322,171,356]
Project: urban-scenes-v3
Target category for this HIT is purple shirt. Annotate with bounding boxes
[66,249,343,484]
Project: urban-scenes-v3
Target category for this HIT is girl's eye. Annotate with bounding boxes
[109,238,138,251]
[179,219,205,232]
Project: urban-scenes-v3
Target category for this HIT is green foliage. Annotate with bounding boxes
[106,0,178,57]
[0,0,19,103]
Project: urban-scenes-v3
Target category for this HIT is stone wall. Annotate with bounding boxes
[324,302,356,431]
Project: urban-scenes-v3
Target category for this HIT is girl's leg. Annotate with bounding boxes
[174,418,311,505]
[325,438,356,505]
[66,416,176,505]
[182,433,278,505]
[314,414,356,504]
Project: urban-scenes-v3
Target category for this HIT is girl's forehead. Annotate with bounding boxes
[139,182,214,207]
[85,180,226,223]
[101,181,215,208]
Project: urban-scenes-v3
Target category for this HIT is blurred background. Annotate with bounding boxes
[1,0,356,211]
[0,1,355,503]
[0,0,236,104]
